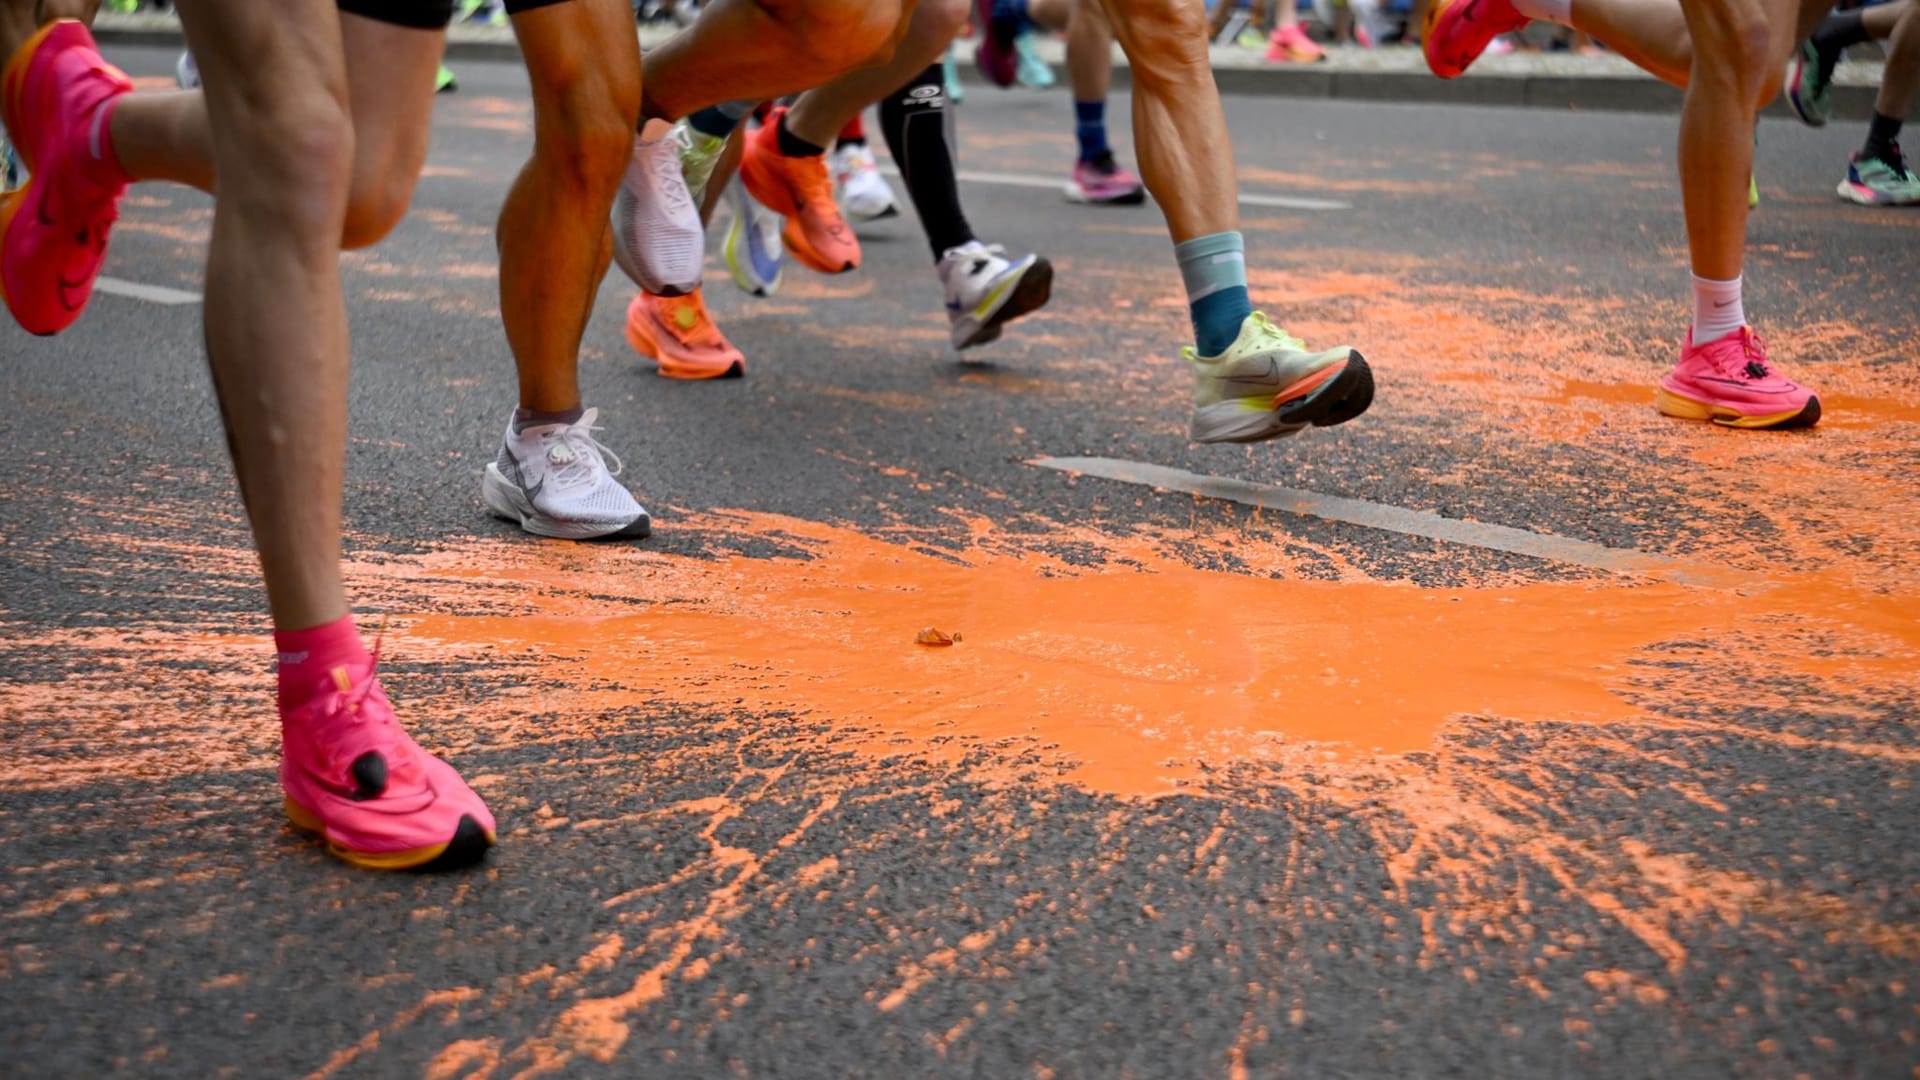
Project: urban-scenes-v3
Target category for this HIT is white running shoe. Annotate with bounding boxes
[722,174,785,297]
[612,132,706,298]
[175,50,199,89]
[831,143,899,221]
[937,240,1053,351]
[481,408,652,540]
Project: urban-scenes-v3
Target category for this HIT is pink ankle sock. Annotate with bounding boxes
[275,615,368,710]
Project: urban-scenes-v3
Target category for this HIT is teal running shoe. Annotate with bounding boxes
[1838,147,1920,205]
[1013,30,1055,88]
[1786,40,1831,127]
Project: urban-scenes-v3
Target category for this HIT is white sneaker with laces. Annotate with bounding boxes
[831,143,899,221]
[937,240,1053,350]
[612,133,706,297]
[482,408,652,540]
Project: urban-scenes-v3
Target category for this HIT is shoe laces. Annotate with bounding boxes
[1879,140,1913,179]
[538,408,623,488]
[1248,310,1306,351]
[1700,328,1774,380]
[299,638,419,788]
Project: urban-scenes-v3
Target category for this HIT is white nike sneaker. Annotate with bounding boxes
[830,143,899,221]
[1184,312,1374,445]
[937,240,1053,350]
[481,408,652,540]
[612,132,706,298]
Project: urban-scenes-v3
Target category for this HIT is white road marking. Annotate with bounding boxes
[94,276,202,305]
[1030,456,1751,590]
[877,165,1352,212]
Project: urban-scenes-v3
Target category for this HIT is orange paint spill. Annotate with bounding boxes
[381,512,1916,798]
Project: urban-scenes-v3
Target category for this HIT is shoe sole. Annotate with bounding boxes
[1192,350,1375,445]
[1836,178,1920,206]
[782,221,858,274]
[286,798,494,872]
[954,256,1053,350]
[481,465,653,540]
[624,304,745,380]
[1063,182,1148,206]
[1654,388,1821,430]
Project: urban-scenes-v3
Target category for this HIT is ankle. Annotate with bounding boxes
[275,614,368,711]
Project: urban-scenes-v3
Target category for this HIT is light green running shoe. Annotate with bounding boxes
[673,119,728,204]
[1236,28,1267,48]
[1013,30,1056,88]
[1183,312,1375,444]
[1786,40,1832,127]
[1838,149,1920,205]
[435,64,458,94]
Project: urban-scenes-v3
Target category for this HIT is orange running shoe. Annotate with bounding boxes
[0,20,132,336]
[739,107,860,274]
[625,287,745,379]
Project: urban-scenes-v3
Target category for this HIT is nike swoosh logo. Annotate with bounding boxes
[1219,358,1283,388]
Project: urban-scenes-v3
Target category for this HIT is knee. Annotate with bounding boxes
[1100,0,1210,79]
[1691,6,1776,100]
[531,66,641,194]
[223,97,357,238]
[920,0,971,42]
[765,0,905,71]
[339,167,416,250]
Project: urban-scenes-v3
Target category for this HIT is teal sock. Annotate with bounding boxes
[1175,232,1251,357]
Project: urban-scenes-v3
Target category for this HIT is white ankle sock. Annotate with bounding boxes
[1690,274,1745,345]
[1512,0,1571,24]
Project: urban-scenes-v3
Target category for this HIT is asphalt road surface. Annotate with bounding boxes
[2,46,1917,1079]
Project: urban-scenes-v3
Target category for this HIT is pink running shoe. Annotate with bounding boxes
[1656,327,1821,430]
[1065,155,1147,205]
[1422,0,1530,78]
[972,0,1018,87]
[0,20,131,336]
[1265,23,1327,63]
[281,652,496,870]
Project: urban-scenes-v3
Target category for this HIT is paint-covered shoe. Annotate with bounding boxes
[611,127,706,297]
[1836,147,1920,205]
[739,108,860,274]
[625,287,746,379]
[1185,312,1374,444]
[722,173,784,296]
[0,20,132,336]
[1656,327,1820,429]
[1065,154,1147,205]
[831,141,899,221]
[482,408,653,539]
[1422,0,1529,78]
[1013,29,1056,88]
[938,240,1052,350]
[1786,40,1831,127]
[281,652,495,871]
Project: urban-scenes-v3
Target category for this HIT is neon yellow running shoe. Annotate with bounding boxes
[1183,312,1374,444]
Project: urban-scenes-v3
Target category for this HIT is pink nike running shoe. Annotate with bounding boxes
[1066,156,1148,205]
[281,652,496,870]
[1656,327,1821,430]
[0,19,131,336]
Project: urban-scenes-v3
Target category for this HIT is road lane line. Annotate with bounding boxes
[1030,455,1752,589]
[94,277,202,305]
[877,165,1352,212]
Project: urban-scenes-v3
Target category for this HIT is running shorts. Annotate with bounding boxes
[335,0,574,30]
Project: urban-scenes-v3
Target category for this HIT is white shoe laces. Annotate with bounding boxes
[537,409,623,490]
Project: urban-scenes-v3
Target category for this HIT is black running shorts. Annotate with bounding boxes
[335,0,573,29]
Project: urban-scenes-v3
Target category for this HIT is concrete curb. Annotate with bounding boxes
[91,19,1882,122]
